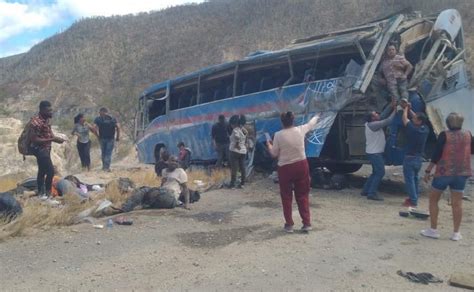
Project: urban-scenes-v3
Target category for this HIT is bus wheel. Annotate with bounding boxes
[326,163,362,174]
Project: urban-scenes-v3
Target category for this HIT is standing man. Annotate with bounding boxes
[29,101,65,198]
[94,107,120,172]
[362,101,397,201]
[211,115,230,167]
[401,104,429,207]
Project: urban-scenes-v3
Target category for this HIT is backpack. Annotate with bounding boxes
[18,120,34,158]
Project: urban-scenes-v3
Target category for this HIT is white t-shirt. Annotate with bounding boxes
[270,116,318,166]
[161,168,188,200]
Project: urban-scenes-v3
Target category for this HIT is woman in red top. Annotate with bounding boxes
[421,112,473,241]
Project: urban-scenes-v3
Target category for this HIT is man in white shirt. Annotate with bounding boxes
[362,101,396,201]
[162,156,190,209]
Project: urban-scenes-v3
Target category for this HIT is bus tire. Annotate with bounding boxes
[326,163,362,174]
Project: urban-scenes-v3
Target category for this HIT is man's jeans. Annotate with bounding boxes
[215,143,229,167]
[99,139,114,170]
[403,155,422,205]
[362,153,385,196]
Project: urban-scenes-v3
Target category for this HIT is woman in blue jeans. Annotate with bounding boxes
[421,113,473,241]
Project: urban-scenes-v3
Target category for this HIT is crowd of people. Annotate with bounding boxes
[17,43,472,241]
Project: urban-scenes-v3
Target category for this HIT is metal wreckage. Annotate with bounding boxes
[135,9,472,176]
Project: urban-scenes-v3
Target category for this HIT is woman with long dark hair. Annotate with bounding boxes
[267,111,319,233]
[72,113,95,171]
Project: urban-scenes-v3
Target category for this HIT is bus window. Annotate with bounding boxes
[170,84,198,110]
[199,74,234,104]
[147,90,166,122]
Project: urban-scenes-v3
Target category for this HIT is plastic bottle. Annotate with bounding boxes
[106,219,114,229]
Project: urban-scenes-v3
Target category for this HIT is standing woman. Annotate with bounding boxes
[228,115,247,188]
[267,112,319,233]
[72,113,95,171]
[421,112,473,241]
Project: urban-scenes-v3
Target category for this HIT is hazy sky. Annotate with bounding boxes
[0,0,205,58]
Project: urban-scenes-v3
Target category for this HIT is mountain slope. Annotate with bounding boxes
[0,0,472,126]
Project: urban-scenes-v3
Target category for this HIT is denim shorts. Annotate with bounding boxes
[432,176,469,192]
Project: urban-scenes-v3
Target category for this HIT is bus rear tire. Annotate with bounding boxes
[326,163,362,174]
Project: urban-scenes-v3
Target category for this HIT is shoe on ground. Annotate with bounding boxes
[237,184,244,189]
[420,228,440,239]
[450,232,462,241]
[402,198,417,207]
[284,225,294,233]
[227,184,236,189]
[38,194,49,201]
[367,194,384,201]
[360,192,367,196]
[301,225,312,232]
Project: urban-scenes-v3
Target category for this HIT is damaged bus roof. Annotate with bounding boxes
[140,19,388,98]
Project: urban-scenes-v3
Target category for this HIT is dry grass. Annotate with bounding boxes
[0,167,229,241]
[0,176,21,192]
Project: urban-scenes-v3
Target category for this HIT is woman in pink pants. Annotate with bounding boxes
[267,111,319,233]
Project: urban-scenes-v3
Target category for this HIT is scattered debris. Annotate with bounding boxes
[397,270,443,285]
[114,216,133,225]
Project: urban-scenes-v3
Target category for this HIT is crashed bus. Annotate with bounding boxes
[135,9,473,174]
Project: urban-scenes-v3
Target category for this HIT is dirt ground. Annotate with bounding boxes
[0,165,473,291]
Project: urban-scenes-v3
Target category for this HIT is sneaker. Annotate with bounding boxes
[301,225,312,232]
[284,225,294,233]
[402,198,417,207]
[420,228,440,239]
[227,184,236,189]
[45,198,61,206]
[237,184,244,189]
[38,194,49,201]
[450,232,462,241]
[360,191,367,196]
[367,194,384,201]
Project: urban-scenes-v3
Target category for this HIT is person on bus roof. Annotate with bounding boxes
[379,44,413,103]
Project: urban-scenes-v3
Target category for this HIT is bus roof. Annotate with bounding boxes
[139,20,386,99]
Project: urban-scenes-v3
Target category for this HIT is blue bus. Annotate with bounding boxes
[135,9,472,173]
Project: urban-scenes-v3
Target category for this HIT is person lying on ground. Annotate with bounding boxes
[0,192,22,222]
[119,156,191,212]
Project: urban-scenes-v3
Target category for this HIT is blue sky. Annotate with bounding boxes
[0,0,204,58]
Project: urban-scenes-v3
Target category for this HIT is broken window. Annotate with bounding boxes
[147,90,167,122]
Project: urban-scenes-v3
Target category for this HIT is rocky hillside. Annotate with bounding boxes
[0,0,472,128]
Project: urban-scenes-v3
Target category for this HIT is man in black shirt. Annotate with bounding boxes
[211,115,230,167]
[94,107,120,172]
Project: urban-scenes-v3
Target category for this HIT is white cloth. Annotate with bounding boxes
[365,122,386,154]
[270,116,318,166]
[229,127,247,154]
[161,168,188,200]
